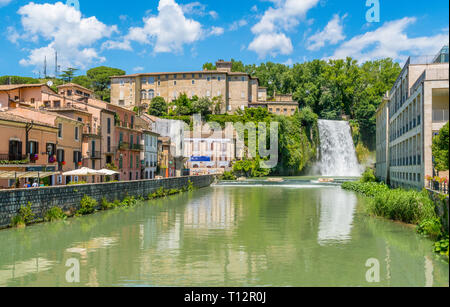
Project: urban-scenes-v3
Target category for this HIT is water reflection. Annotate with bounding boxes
[317,189,357,245]
[0,185,448,287]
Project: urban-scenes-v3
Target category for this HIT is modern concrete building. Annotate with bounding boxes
[110,60,267,114]
[376,46,449,190]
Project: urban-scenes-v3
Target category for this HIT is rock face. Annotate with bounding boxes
[0,175,215,229]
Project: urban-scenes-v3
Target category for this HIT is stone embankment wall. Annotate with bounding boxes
[427,189,449,233]
[0,175,215,229]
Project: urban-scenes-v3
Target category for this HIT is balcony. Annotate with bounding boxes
[0,153,29,164]
[130,144,144,151]
[90,151,102,159]
[118,142,129,150]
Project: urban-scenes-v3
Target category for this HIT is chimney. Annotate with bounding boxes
[216,60,232,73]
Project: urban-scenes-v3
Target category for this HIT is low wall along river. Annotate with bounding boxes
[0,175,215,229]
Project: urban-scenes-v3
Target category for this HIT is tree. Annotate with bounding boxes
[86,66,125,101]
[60,68,78,82]
[202,62,216,71]
[192,97,213,116]
[432,122,449,171]
[72,75,91,89]
[0,76,40,85]
[148,97,168,117]
[174,93,193,115]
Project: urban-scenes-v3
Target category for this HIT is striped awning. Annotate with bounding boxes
[0,171,59,179]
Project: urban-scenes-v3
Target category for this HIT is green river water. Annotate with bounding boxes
[0,181,448,287]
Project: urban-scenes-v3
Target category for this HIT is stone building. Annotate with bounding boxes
[375,46,449,190]
[110,60,267,113]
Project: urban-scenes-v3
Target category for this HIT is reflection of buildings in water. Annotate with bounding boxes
[183,188,237,230]
[0,258,55,286]
[156,215,182,252]
[317,189,357,245]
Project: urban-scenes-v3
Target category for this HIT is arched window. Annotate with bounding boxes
[148,89,155,100]
[141,90,147,100]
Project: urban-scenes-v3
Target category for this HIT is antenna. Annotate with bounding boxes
[55,51,58,77]
[44,56,47,78]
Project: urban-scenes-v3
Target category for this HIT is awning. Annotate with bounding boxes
[97,169,120,176]
[62,167,100,176]
[0,171,59,179]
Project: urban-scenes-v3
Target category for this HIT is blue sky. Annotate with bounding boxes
[0,0,448,77]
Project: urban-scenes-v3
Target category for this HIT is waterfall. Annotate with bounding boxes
[316,120,362,177]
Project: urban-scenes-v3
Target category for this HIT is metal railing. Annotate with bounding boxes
[0,153,28,162]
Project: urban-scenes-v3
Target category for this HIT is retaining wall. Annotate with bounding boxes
[0,175,215,229]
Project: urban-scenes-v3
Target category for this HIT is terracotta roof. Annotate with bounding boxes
[0,84,46,91]
[6,107,82,125]
[0,111,56,128]
[57,83,94,93]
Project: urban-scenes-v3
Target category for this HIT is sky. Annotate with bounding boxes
[0,0,448,77]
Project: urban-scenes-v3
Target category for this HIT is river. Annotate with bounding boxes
[0,180,448,287]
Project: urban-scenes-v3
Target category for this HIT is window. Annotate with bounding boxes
[174,74,177,79]
[58,123,63,138]
[130,155,133,169]
[130,134,134,146]
[183,74,186,79]
[207,77,211,82]
[148,77,155,84]
[120,79,124,86]
[174,81,177,86]
[107,136,111,153]
[241,77,245,81]
[8,140,23,161]
[67,90,72,96]
[57,149,65,163]
[54,101,61,108]
[192,74,195,78]
[192,80,195,85]
[157,81,161,86]
[148,89,155,100]
[107,118,111,134]
[218,76,221,81]
[31,98,35,104]
[75,127,79,141]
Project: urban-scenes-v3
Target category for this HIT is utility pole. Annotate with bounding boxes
[55,51,58,78]
[44,57,47,78]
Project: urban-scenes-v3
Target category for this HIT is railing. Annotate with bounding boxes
[0,153,29,163]
[130,144,143,151]
[90,151,102,159]
[428,179,449,195]
[118,142,129,150]
[432,109,450,123]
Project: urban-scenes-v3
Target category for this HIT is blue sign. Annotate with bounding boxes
[189,156,211,162]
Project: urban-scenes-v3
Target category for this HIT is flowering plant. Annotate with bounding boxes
[48,156,56,163]
[62,161,66,166]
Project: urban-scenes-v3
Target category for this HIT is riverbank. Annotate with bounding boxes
[342,180,449,260]
[0,175,215,229]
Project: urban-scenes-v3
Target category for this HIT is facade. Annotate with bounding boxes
[110,60,267,113]
[142,130,159,179]
[158,136,175,178]
[0,112,58,188]
[249,93,299,116]
[107,104,144,181]
[375,95,390,183]
[375,46,449,190]
[144,114,186,177]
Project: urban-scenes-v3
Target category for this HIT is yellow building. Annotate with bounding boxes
[110,60,267,113]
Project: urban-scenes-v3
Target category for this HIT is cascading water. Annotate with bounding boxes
[315,120,362,177]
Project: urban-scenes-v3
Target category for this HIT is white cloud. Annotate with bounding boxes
[330,17,450,63]
[181,1,218,19]
[133,66,144,72]
[108,0,221,54]
[307,14,347,51]
[249,0,319,58]
[229,19,248,31]
[15,2,116,70]
[208,26,224,36]
[248,33,293,58]
[0,0,12,8]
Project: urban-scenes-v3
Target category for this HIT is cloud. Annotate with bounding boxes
[208,26,224,36]
[229,19,248,31]
[0,0,12,8]
[330,17,450,63]
[107,0,221,54]
[248,33,293,58]
[133,66,144,72]
[249,0,319,58]
[181,1,218,19]
[15,2,116,70]
[307,14,347,51]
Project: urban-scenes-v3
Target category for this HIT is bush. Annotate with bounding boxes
[342,181,437,225]
[417,218,443,240]
[220,171,237,181]
[434,236,449,258]
[11,202,35,227]
[77,195,97,215]
[44,207,66,222]
[361,168,377,183]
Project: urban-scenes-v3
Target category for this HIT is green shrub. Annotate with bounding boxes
[77,195,97,215]
[434,236,449,258]
[417,218,443,239]
[11,202,35,227]
[44,207,66,222]
[220,171,237,181]
[101,197,115,210]
[361,168,377,183]
[342,181,437,225]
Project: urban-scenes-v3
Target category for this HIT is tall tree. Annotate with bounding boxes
[148,97,168,117]
[60,68,78,82]
[432,122,449,171]
[86,66,125,102]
